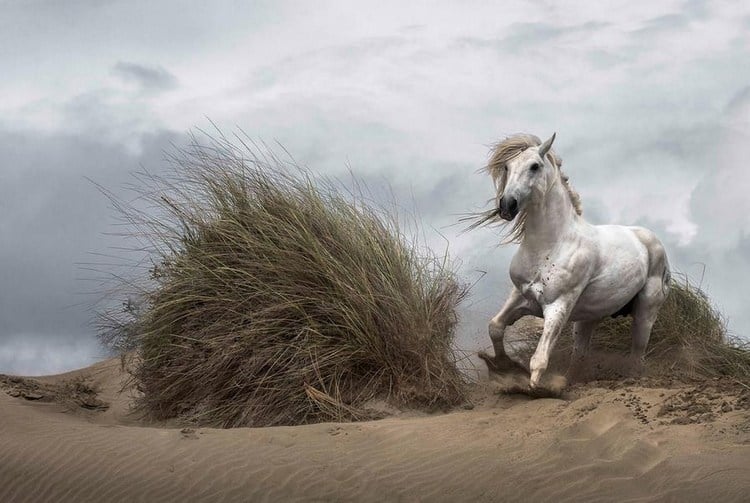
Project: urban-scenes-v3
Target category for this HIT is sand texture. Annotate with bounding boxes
[1,358,749,503]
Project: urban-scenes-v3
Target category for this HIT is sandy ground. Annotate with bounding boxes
[1,358,749,503]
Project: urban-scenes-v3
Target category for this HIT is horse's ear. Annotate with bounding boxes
[538,132,556,158]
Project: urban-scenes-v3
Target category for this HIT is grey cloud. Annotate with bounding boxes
[726,85,750,111]
[57,88,167,147]
[506,21,609,48]
[239,34,409,95]
[63,92,132,137]
[621,212,750,339]
[576,197,610,225]
[624,123,721,167]
[633,14,689,37]
[682,0,709,19]
[0,124,180,373]
[586,49,629,70]
[1,3,280,88]
[551,96,743,186]
[0,333,105,376]
[500,22,567,50]
[734,234,750,265]
[113,61,178,92]
[411,169,489,222]
[457,21,609,53]
[399,24,425,33]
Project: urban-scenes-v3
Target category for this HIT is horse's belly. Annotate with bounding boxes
[569,270,646,321]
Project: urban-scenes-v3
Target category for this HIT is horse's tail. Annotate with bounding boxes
[661,255,671,295]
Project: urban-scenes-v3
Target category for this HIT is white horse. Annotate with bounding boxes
[476,133,670,389]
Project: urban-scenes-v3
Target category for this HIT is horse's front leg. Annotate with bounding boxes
[529,298,577,388]
[479,287,538,374]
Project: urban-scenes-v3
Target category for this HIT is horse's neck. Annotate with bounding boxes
[521,176,580,252]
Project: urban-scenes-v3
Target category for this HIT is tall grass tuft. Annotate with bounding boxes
[99,132,468,427]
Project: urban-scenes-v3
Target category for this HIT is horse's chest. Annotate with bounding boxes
[510,257,573,304]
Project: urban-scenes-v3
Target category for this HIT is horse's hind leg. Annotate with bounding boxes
[566,320,598,383]
[479,287,537,374]
[629,229,670,375]
[629,277,669,375]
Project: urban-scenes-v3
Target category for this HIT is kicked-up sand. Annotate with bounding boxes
[1,357,749,502]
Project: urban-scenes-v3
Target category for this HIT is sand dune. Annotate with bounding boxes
[1,359,749,502]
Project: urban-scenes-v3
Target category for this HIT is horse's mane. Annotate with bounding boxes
[479,133,582,243]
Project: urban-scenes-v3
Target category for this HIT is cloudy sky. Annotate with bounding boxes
[1,0,749,375]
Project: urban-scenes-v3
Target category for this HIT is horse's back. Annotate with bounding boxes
[591,224,670,282]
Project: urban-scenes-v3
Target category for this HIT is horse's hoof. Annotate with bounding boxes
[529,373,567,398]
[478,351,529,376]
[530,369,542,388]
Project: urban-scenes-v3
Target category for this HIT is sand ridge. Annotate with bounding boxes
[1,359,749,502]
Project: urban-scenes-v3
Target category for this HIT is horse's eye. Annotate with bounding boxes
[530,163,540,172]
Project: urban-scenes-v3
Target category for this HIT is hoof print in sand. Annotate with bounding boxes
[180,428,199,440]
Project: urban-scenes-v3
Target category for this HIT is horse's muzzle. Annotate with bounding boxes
[498,196,519,221]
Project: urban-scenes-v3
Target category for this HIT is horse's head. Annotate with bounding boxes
[497,133,556,221]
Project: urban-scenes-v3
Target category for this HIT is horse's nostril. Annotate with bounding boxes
[499,196,519,217]
[498,196,519,220]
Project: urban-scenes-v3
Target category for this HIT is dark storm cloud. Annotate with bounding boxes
[112,62,178,92]
[0,125,180,374]
[62,91,149,139]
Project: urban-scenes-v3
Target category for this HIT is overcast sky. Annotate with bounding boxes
[1,0,749,375]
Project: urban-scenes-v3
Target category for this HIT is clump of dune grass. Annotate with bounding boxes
[647,275,750,381]
[513,274,750,384]
[98,132,468,427]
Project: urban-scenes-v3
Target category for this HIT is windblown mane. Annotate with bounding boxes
[476,133,582,243]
